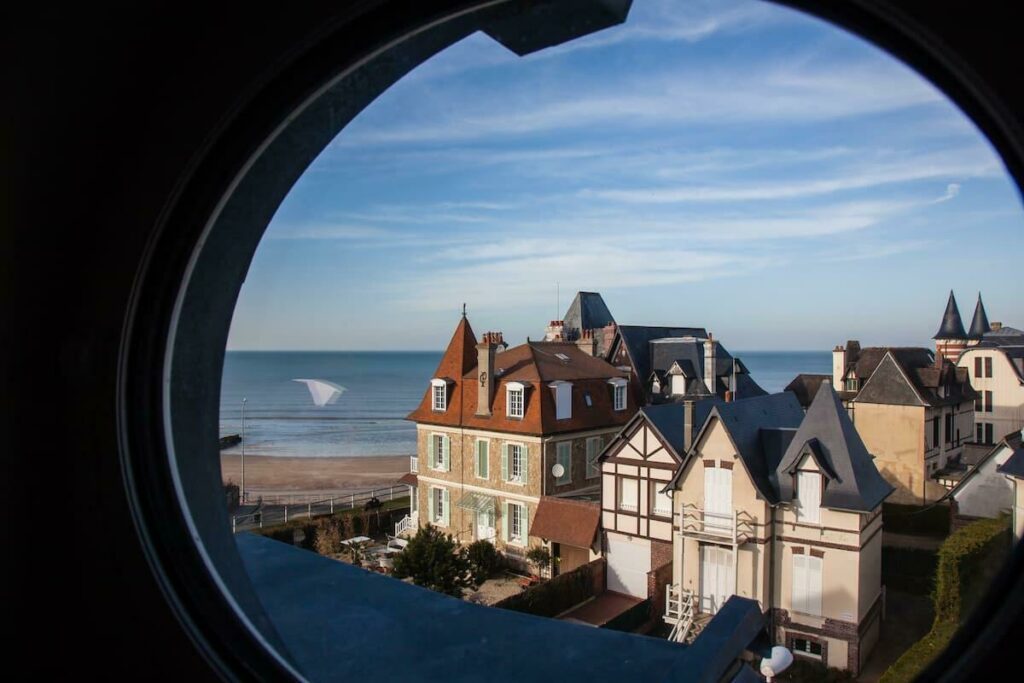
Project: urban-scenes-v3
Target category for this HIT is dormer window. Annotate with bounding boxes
[506,382,526,419]
[608,377,628,411]
[796,471,821,523]
[549,381,572,420]
[430,378,448,411]
[844,377,858,392]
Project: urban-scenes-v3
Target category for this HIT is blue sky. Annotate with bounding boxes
[227,0,1023,352]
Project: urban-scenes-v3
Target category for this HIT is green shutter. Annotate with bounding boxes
[521,445,528,482]
[501,444,509,482]
[479,441,488,479]
[428,435,436,469]
[502,502,509,541]
[443,435,451,472]
[522,504,529,542]
[557,442,571,484]
[442,488,450,527]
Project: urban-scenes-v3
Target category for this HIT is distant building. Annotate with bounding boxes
[995,432,1024,543]
[405,313,633,570]
[949,430,1022,522]
[952,293,1024,444]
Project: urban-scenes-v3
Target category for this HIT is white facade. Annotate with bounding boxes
[958,347,1024,444]
[950,442,1016,518]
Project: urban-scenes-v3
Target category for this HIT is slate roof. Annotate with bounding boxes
[951,429,1024,496]
[776,381,894,512]
[668,392,805,501]
[614,325,708,382]
[933,290,967,340]
[849,348,978,407]
[650,337,767,400]
[639,398,724,457]
[784,373,831,409]
[996,430,1024,478]
[528,497,601,548]
[968,294,992,339]
[561,291,615,340]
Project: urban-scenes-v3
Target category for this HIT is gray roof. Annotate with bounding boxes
[968,294,992,339]
[651,338,767,401]
[995,430,1024,478]
[669,392,805,501]
[784,373,831,409]
[615,325,708,382]
[776,381,894,512]
[984,326,1024,338]
[851,348,978,407]
[561,291,615,340]
[933,290,967,340]
[640,398,723,456]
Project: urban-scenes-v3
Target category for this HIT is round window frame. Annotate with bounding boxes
[116,0,1024,679]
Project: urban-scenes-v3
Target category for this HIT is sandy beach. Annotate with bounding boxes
[221,453,410,498]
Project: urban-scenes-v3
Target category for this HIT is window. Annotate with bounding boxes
[932,417,940,450]
[977,422,984,443]
[550,381,572,420]
[430,434,450,471]
[618,477,638,512]
[845,378,858,392]
[652,482,672,517]
[504,502,527,545]
[792,554,823,616]
[975,357,983,378]
[507,384,525,419]
[793,638,823,660]
[796,471,821,523]
[945,412,953,443]
[614,384,626,411]
[985,423,994,445]
[504,443,527,484]
[431,379,447,411]
[985,357,993,377]
[985,390,993,413]
[475,440,489,480]
[975,393,983,412]
[432,487,450,527]
[586,437,602,478]
[555,441,571,485]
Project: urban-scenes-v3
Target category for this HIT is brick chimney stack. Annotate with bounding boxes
[832,344,846,387]
[683,400,695,452]
[544,320,564,342]
[703,333,717,394]
[476,332,504,416]
[575,328,596,356]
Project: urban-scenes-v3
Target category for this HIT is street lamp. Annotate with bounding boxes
[241,397,247,504]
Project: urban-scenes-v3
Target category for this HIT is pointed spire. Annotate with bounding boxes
[968,293,991,339]
[433,313,478,379]
[933,290,967,340]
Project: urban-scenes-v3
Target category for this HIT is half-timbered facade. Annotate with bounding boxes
[662,385,893,674]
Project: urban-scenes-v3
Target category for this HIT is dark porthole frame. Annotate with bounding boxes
[113,0,1024,680]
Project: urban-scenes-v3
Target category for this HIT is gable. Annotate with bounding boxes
[855,354,926,406]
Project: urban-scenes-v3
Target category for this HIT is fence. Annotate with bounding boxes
[231,486,410,532]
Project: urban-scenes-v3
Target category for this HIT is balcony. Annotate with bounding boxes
[679,504,755,546]
[410,456,418,474]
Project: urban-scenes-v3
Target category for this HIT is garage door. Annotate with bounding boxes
[606,535,651,597]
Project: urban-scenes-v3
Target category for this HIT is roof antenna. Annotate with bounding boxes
[461,302,466,318]
[556,281,560,320]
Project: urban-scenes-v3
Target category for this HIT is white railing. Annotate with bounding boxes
[410,456,418,474]
[618,502,638,513]
[679,505,755,545]
[665,584,696,643]
[395,513,417,537]
[231,485,410,533]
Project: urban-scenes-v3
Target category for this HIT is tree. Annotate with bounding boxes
[525,546,552,579]
[392,524,474,597]
[466,540,500,584]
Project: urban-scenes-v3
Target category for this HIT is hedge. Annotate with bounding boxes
[880,515,1009,683]
[882,502,950,537]
[494,559,602,618]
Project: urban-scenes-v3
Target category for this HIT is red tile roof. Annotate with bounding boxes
[529,497,601,549]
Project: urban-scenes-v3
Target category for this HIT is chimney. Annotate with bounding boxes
[683,400,695,452]
[601,322,617,358]
[576,328,596,356]
[992,321,1003,331]
[475,331,503,416]
[544,320,564,342]
[703,333,717,394]
[832,344,847,387]
[724,390,734,403]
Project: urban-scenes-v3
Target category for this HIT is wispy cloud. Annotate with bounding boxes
[934,183,961,203]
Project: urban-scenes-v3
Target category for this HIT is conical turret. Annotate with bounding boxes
[968,293,991,340]
[933,290,967,340]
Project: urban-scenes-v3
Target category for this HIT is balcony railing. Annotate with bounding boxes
[410,456,418,474]
[679,504,754,545]
[618,502,638,513]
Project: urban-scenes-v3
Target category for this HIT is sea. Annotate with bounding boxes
[219,350,831,458]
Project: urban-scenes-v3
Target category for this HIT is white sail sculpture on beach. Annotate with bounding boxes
[292,379,347,406]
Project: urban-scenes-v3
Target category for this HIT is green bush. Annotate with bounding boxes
[780,658,852,683]
[495,560,600,618]
[391,524,474,597]
[525,546,552,576]
[880,515,1009,683]
[466,540,500,584]
[313,517,342,556]
[882,503,950,537]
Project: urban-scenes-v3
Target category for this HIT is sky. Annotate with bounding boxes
[227,0,1023,352]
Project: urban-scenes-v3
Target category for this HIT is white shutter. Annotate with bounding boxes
[442,488,450,527]
[502,502,509,541]
[442,435,451,472]
[797,472,821,523]
[521,503,529,543]
[807,556,823,616]
[428,436,436,470]
[792,554,807,614]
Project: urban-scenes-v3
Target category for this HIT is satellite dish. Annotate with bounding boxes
[292,379,346,406]
[759,646,794,681]
[551,463,565,478]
